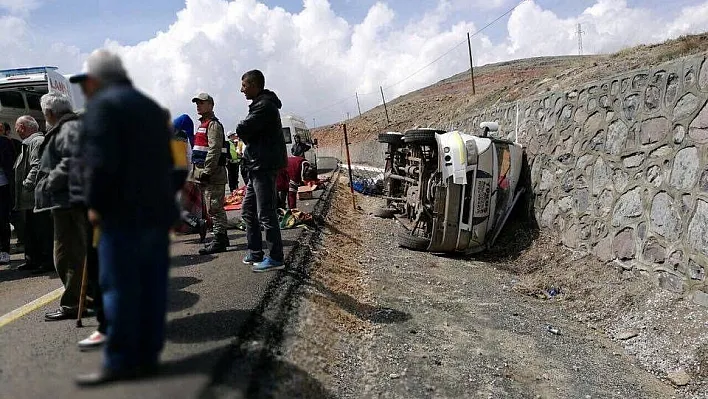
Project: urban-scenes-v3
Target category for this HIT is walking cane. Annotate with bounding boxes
[76,226,100,328]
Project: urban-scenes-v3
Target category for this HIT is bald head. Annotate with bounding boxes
[15,116,39,139]
[70,48,130,99]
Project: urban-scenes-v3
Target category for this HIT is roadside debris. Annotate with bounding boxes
[546,325,561,335]
[667,370,691,386]
[615,329,640,341]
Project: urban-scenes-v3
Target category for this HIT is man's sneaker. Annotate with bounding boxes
[78,331,106,351]
[251,257,285,273]
[242,253,263,265]
[0,252,10,265]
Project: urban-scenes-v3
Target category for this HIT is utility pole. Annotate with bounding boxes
[380,86,391,125]
[467,32,476,95]
[355,92,362,117]
[577,23,585,56]
[312,118,316,128]
[346,112,350,121]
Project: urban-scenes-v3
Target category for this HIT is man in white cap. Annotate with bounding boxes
[189,92,229,255]
[69,48,177,386]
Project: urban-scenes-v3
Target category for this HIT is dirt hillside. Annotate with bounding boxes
[313,33,708,147]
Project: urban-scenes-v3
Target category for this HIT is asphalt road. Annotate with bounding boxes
[0,161,337,399]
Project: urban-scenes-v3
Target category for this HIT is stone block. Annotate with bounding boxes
[539,169,554,191]
[693,290,708,307]
[594,220,608,239]
[689,101,708,144]
[623,94,640,121]
[650,192,682,241]
[645,86,661,112]
[688,200,708,257]
[674,93,700,120]
[594,236,613,262]
[574,189,590,213]
[633,74,648,91]
[650,145,672,158]
[700,59,708,91]
[607,120,629,155]
[640,117,669,145]
[558,196,574,213]
[622,153,644,168]
[541,200,559,229]
[584,112,603,135]
[614,170,629,192]
[576,154,595,170]
[613,228,636,260]
[657,271,685,293]
[562,224,579,248]
[668,250,684,268]
[666,73,680,106]
[647,165,663,187]
[612,187,643,227]
[673,125,686,144]
[642,239,666,264]
[599,189,615,218]
[669,147,699,190]
[700,169,708,193]
[592,158,611,195]
[689,259,705,281]
[685,65,697,88]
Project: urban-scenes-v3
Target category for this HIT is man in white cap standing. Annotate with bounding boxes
[70,48,177,386]
[189,92,229,255]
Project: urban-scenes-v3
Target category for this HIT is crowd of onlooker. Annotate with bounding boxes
[0,47,301,386]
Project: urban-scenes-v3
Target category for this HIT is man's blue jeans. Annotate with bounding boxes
[98,223,169,371]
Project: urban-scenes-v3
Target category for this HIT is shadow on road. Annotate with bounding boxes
[166,309,251,344]
[288,270,411,324]
[167,276,202,313]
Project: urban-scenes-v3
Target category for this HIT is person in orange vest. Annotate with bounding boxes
[189,93,229,255]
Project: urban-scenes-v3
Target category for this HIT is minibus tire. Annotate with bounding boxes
[378,133,403,144]
[403,130,438,145]
[397,231,431,251]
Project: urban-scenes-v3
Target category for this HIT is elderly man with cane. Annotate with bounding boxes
[71,49,178,386]
[34,92,89,321]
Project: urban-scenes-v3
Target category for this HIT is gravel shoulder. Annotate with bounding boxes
[276,178,698,398]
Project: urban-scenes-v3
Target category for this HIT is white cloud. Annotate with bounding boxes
[2,0,708,127]
[0,0,42,13]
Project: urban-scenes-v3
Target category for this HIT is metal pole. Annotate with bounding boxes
[467,32,476,95]
[380,86,391,125]
[312,118,316,128]
[343,123,357,210]
[355,92,362,117]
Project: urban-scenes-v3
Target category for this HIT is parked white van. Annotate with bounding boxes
[0,66,84,139]
[281,113,317,168]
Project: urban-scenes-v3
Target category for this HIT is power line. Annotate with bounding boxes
[306,0,530,119]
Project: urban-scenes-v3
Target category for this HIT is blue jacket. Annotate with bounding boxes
[82,80,177,227]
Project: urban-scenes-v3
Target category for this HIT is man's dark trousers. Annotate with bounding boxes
[99,222,169,370]
[25,210,53,268]
[242,170,284,261]
[227,161,241,192]
[0,185,11,253]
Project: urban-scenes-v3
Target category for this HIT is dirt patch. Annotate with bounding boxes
[280,180,688,398]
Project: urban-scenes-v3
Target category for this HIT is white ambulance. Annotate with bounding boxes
[0,66,84,139]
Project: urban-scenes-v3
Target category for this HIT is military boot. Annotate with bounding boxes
[199,233,230,255]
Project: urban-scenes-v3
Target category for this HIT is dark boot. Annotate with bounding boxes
[199,234,229,255]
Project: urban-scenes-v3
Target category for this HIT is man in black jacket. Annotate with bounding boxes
[70,49,177,386]
[236,70,287,272]
[0,123,14,264]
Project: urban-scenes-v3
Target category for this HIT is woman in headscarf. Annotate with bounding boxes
[172,114,207,239]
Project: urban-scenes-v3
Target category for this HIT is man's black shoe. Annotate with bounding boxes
[75,364,158,387]
[17,262,38,271]
[45,309,77,321]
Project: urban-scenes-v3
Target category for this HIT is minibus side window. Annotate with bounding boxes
[0,91,26,109]
[282,127,292,144]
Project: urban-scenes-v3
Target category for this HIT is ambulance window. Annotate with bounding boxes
[0,91,26,109]
[27,93,42,111]
[282,127,292,144]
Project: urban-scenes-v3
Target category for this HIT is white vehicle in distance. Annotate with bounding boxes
[377,123,526,254]
[0,66,85,139]
[281,113,317,169]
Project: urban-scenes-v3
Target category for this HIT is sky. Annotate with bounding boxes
[1,0,708,128]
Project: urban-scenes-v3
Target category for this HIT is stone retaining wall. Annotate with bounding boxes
[453,53,708,304]
[317,53,708,304]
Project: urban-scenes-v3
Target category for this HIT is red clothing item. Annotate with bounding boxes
[276,156,308,209]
